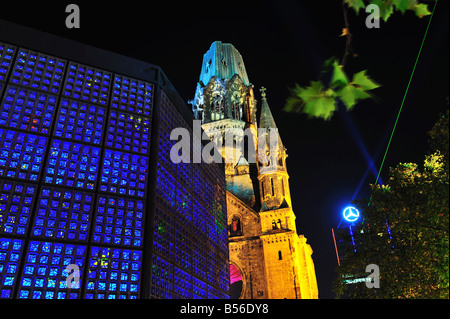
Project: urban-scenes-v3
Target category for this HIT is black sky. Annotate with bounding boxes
[1,0,448,299]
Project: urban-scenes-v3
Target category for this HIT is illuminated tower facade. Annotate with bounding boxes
[191,41,319,299]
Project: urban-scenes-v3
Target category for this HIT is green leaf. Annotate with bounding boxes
[371,0,395,22]
[344,0,366,14]
[284,81,337,120]
[414,3,431,18]
[283,95,303,113]
[336,70,379,110]
[298,81,337,120]
[352,70,381,90]
[330,59,349,89]
[393,0,416,14]
[337,84,371,110]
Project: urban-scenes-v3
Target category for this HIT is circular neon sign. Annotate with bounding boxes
[343,206,360,222]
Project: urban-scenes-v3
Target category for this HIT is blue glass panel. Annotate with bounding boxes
[111,75,153,116]
[0,86,57,134]
[106,110,150,154]
[192,277,207,299]
[192,235,206,280]
[0,129,47,181]
[0,43,16,82]
[192,198,206,234]
[18,241,86,299]
[84,246,141,299]
[150,255,172,299]
[93,195,144,247]
[207,284,220,299]
[174,267,191,298]
[176,182,192,225]
[44,139,100,190]
[153,205,174,261]
[0,237,24,299]
[174,222,191,271]
[63,62,111,106]
[0,181,37,236]
[11,49,66,94]
[100,149,148,197]
[32,187,94,241]
[54,98,106,144]
[156,162,175,208]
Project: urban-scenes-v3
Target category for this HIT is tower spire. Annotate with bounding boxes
[258,87,283,149]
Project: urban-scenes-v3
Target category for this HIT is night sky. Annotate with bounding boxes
[1,0,448,299]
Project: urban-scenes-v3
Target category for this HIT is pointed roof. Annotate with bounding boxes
[236,154,249,167]
[258,87,283,148]
[259,87,277,130]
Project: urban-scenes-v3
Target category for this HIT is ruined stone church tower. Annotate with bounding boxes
[191,41,318,299]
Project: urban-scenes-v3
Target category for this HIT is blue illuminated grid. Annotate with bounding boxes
[85,246,142,299]
[174,222,191,271]
[32,187,94,241]
[112,75,153,116]
[193,277,207,299]
[0,43,16,82]
[153,205,174,260]
[100,149,148,197]
[192,198,206,234]
[154,90,230,299]
[93,195,144,247]
[176,183,192,224]
[106,110,150,154]
[0,86,57,134]
[0,238,24,299]
[208,285,221,299]
[0,181,37,236]
[156,162,175,208]
[44,139,100,190]
[174,267,192,299]
[0,129,47,181]
[10,49,66,94]
[63,62,111,106]
[192,238,206,280]
[17,241,87,299]
[150,255,173,299]
[54,98,106,144]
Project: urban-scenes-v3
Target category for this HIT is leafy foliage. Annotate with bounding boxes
[284,59,379,120]
[350,0,432,20]
[345,0,366,14]
[284,0,432,120]
[333,111,449,298]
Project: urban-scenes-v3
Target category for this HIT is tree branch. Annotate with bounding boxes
[340,0,352,66]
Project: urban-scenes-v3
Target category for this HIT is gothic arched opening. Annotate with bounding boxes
[229,263,243,299]
[229,216,242,237]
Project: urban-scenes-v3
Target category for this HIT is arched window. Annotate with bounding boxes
[272,220,277,230]
[277,219,282,229]
[230,216,242,236]
[278,251,282,260]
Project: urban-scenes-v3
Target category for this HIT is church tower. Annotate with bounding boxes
[191,41,318,299]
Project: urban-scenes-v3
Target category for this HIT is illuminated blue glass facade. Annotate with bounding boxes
[18,241,87,299]
[0,237,24,298]
[0,30,229,299]
[0,86,57,134]
[152,92,229,299]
